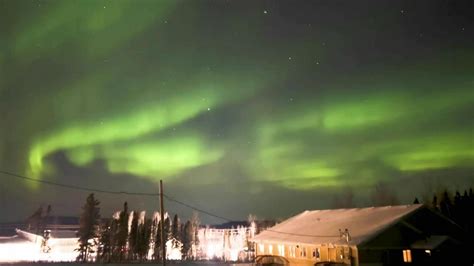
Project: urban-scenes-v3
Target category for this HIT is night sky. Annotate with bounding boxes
[0,0,473,223]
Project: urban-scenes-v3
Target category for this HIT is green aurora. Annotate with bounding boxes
[0,0,473,220]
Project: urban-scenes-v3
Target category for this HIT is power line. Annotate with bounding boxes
[164,195,340,237]
[0,170,158,196]
[163,194,233,222]
[0,170,341,238]
[0,169,233,220]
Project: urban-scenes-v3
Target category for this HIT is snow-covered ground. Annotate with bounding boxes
[0,231,78,263]
[0,225,255,264]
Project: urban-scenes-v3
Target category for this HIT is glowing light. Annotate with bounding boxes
[197,226,253,261]
[278,244,285,256]
[0,231,79,263]
[166,239,183,260]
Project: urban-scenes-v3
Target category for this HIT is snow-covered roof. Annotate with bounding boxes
[253,204,423,246]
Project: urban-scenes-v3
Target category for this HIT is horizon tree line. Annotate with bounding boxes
[76,194,199,263]
[413,187,474,235]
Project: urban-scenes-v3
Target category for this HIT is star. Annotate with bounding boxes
[288,56,292,60]
[263,10,268,14]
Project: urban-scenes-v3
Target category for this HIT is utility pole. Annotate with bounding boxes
[160,180,166,266]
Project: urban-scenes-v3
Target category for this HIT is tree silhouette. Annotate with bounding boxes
[154,219,163,261]
[129,211,140,260]
[76,193,100,262]
[182,220,192,260]
[137,218,152,261]
[97,220,113,262]
[440,190,453,218]
[432,194,439,211]
[115,202,129,261]
[172,214,182,242]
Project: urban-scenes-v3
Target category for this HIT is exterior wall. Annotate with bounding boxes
[255,242,357,265]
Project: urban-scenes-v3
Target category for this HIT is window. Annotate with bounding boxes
[268,244,273,255]
[277,245,285,256]
[403,249,412,263]
[289,246,296,257]
[313,248,320,259]
[258,244,264,254]
[301,246,306,257]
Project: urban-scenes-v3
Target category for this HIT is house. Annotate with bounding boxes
[252,204,468,266]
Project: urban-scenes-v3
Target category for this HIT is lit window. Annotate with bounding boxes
[259,244,264,254]
[301,246,306,257]
[313,248,320,259]
[289,246,296,257]
[268,244,273,255]
[403,249,412,263]
[278,244,285,256]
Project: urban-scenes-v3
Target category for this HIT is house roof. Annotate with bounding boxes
[253,204,423,246]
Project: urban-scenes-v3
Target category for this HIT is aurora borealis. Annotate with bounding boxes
[0,0,473,222]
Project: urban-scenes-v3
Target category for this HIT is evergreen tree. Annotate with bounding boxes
[97,220,113,262]
[76,193,100,262]
[468,188,474,233]
[108,218,119,261]
[432,194,439,211]
[453,191,462,222]
[115,202,129,261]
[164,217,171,242]
[128,211,140,260]
[26,206,43,232]
[154,219,163,261]
[137,218,152,261]
[191,212,200,259]
[172,214,181,242]
[440,190,453,218]
[154,216,170,260]
[182,220,192,260]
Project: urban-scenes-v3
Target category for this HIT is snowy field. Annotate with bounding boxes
[0,235,253,266]
[0,233,77,263]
